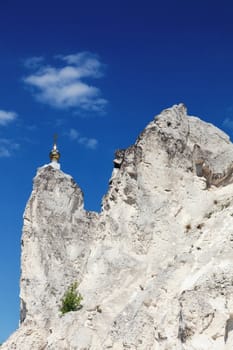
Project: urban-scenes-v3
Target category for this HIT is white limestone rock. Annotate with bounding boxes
[3,104,233,349]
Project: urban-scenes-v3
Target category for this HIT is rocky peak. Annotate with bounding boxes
[3,104,233,349]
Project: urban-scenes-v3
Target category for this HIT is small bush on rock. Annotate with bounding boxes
[60,282,83,315]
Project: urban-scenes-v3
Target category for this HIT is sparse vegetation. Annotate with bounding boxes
[185,223,191,232]
[196,223,204,230]
[221,201,231,210]
[205,211,213,219]
[96,305,102,313]
[60,282,83,315]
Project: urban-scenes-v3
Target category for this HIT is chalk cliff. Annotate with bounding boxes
[3,103,233,349]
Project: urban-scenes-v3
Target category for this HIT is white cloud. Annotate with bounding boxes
[0,110,17,126]
[0,139,20,157]
[60,52,104,78]
[67,128,98,150]
[23,52,107,113]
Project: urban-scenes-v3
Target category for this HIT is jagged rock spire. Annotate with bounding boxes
[5,104,233,350]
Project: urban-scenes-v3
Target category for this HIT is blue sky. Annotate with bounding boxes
[1,0,233,343]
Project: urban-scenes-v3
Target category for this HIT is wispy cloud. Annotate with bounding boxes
[23,52,107,113]
[78,137,98,149]
[23,56,44,70]
[222,106,233,132]
[0,139,20,157]
[68,128,79,141]
[0,110,17,126]
[67,128,98,150]
[223,117,233,131]
[0,110,19,157]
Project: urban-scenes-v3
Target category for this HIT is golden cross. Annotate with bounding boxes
[54,134,58,144]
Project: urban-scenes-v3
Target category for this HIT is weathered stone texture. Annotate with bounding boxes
[3,104,233,349]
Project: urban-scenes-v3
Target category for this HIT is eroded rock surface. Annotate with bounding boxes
[3,104,233,349]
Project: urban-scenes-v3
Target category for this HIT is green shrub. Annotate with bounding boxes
[60,282,83,315]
